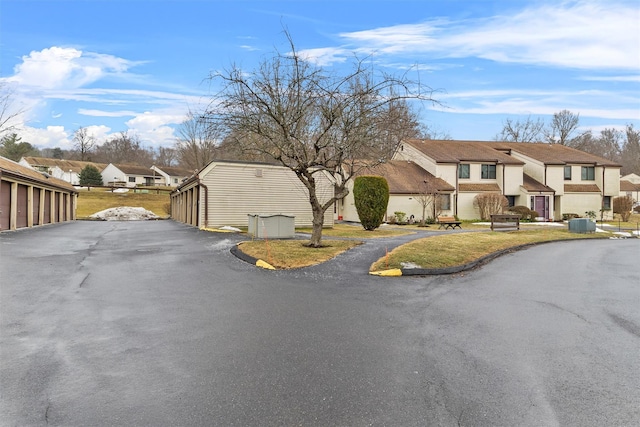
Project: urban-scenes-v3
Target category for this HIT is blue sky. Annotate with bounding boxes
[1,0,639,151]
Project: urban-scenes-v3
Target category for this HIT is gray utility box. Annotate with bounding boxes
[248,214,295,239]
[568,218,596,233]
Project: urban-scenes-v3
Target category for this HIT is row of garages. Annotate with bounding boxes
[0,156,77,232]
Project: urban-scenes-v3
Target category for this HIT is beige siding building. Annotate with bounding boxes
[171,160,334,229]
[1,156,78,231]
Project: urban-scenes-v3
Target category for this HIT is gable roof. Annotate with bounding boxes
[1,156,77,192]
[355,160,455,194]
[402,139,524,165]
[152,165,193,177]
[620,180,640,192]
[487,142,621,167]
[110,164,156,176]
[21,156,107,173]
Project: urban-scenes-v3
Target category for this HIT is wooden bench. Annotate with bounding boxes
[490,214,520,231]
[437,215,462,230]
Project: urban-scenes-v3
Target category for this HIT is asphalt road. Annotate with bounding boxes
[1,221,639,426]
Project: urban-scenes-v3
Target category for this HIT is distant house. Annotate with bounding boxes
[620,179,640,203]
[171,160,334,229]
[102,164,163,187]
[19,156,107,185]
[1,156,78,231]
[150,165,193,187]
[340,160,455,223]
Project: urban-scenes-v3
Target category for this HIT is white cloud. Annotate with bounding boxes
[323,1,639,70]
[78,109,138,117]
[125,111,188,146]
[20,125,71,149]
[7,47,137,90]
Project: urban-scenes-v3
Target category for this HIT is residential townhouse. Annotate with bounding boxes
[389,139,620,221]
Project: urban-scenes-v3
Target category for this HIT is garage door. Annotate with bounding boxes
[0,180,10,230]
[43,190,51,224]
[33,187,41,225]
[16,184,28,228]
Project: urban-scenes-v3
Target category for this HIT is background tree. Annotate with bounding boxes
[78,165,103,186]
[353,176,389,231]
[0,133,38,161]
[495,116,545,142]
[205,31,437,246]
[620,124,640,175]
[93,131,154,165]
[73,127,96,161]
[545,110,581,144]
[0,82,24,136]
[155,146,178,167]
[175,111,220,170]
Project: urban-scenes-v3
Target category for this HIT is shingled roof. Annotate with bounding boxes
[21,156,107,173]
[487,142,621,167]
[1,156,77,192]
[565,184,601,193]
[522,174,555,193]
[620,180,640,192]
[402,139,525,165]
[355,160,454,194]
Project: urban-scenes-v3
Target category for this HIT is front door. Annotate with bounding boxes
[532,195,549,220]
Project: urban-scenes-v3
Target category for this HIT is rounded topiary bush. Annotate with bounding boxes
[353,175,389,231]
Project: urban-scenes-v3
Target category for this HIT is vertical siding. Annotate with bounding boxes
[201,163,334,228]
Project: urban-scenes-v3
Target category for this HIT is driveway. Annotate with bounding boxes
[1,221,639,426]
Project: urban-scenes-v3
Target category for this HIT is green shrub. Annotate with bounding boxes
[394,211,406,223]
[353,176,389,231]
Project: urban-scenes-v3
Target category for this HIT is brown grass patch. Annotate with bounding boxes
[238,239,362,269]
[370,228,606,272]
[76,188,171,218]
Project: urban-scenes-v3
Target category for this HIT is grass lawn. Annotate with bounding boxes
[369,228,607,272]
[76,188,171,218]
[237,239,363,269]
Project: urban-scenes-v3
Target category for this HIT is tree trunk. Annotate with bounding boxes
[307,197,326,247]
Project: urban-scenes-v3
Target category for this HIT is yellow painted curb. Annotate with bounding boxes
[256,259,276,270]
[369,268,403,277]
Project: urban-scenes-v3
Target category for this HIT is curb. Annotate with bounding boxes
[370,238,612,277]
[230,244,275,270]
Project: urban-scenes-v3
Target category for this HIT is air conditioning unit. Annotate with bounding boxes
[568,218,596,233]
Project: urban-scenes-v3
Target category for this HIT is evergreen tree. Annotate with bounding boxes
[78,165,103,186]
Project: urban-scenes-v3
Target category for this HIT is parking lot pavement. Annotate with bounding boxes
[1,221,639,426]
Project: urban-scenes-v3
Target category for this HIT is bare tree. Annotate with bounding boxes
[73,127,96,161]
[546,109,581,145]
[413,175,443,224]
[175,111,220,170]
[94,131,154,165]
[0,82,24,136]
[495,116,545,143]
[155,146,178,167]
[204,31,438,247]
[621,124,640,175]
